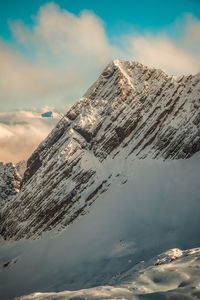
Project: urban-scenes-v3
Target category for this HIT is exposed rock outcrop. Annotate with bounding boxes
[16,160,27,178]
[0,162,21,208]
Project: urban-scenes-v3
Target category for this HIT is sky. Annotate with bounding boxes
[0,0,200,162]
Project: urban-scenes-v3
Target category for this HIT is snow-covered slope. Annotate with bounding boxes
[0,162,21,208]
[18,247,200,300]
[0,156,199,300]
[0,59,200,240]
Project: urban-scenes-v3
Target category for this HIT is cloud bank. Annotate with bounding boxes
[0,107,69,163]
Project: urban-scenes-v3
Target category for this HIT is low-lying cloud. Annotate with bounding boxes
[0,107,70,163]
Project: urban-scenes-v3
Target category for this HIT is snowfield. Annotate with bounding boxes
[0,155,200,299]
[18,247,200,300]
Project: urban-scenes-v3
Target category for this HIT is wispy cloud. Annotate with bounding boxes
[0,38,84,106]
[0,107,69,163]
[124,13,200,75]
[124,33,200,75]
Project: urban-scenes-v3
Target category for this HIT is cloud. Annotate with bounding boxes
[0,3,119,109]
[0,108,67,163]
[124,33,200,75]
[122,13,200,75]
[0,39,84,105]
[180,13,200,55]
[10,3,117,64]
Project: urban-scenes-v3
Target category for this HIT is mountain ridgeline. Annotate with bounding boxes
[0,59,200,240]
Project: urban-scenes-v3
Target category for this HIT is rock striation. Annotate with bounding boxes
[0,59,200,240]
[0,162,21,208]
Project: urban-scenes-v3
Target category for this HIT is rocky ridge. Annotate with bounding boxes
[0,162,21,208]
[16,160,27,178]
[18,247,200,300]
[0,59,200,240]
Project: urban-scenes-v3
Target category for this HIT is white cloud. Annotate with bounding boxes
[0,39,83,104]
[0,109,63,163]
[123,13,200,75]
[125,33,200,75]
[0,2,119,109]
[180,13,200,56]
[10,3,117,64]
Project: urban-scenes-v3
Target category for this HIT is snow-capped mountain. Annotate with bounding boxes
[0,59,200,240]
[0,162,21,208]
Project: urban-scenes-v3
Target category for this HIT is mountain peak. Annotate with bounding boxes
[0,60,200,240]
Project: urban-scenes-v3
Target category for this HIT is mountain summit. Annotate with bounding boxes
[0,59,200,240]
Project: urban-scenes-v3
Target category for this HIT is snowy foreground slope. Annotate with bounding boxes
[0,59,200,240]
[0,157,200,299]
[19,247,200,300]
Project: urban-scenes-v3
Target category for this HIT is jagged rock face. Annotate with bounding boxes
[0,59,200,240]
[16,160,27,178]
[0,162,21,208]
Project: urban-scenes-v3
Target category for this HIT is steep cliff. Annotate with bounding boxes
[0,162,21,208]
[0,59,200,240]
